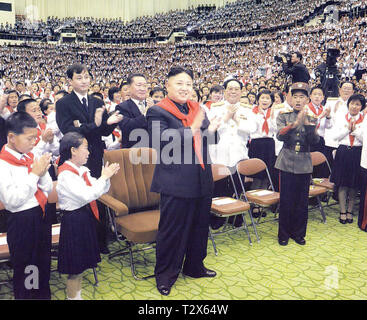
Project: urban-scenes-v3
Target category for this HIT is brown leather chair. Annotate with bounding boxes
[99,148,160,280]
[209,164,252,255]
[236,158,280,238]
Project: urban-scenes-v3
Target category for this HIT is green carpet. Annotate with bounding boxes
[1,202,367,300]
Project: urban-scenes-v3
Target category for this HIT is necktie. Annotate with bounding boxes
[139,101,145,114]
[82,97,88,113]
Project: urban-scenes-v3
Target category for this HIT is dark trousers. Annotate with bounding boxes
[155,194,211,288]
[358,167,367,231]
[278,171,311,241]
[324,145,337,173]
[95,201,108,251]
[6,206,51,300]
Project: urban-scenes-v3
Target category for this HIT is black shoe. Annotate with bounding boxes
[346,212,353,224]
[100,246,110,254]
[183,267,217,278]
[339,213,347,224]
[278,238,288,246]
[251,207,261,218]
[157,285,171,296]
[291,237,306,245]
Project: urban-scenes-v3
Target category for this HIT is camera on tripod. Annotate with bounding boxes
[274,53,291,64]
[326,48,340,67]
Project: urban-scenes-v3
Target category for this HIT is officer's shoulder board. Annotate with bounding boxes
[273,103,285,110]
[211,101,225,108]
[240,103,253,109]
[280,107,293,114]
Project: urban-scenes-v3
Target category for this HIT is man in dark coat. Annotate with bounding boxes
[146,67,220,296]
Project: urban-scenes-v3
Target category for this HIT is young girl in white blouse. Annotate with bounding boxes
[330,94,365,224]
[56,132,119,300]
[248,90,277,190]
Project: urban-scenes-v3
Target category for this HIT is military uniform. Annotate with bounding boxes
[275,83,320,243]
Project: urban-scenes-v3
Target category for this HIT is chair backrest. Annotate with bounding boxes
[211,164,231,182]
[237,158,267,176]
[310,152,326,166]
[103,148,160,211]
[310,151,332,173]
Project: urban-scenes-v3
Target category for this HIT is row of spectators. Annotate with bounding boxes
[1,14,367,94]
[0,0,336,42]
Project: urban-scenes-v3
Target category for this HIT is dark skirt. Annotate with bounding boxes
[330,145,362,188]
[57,206,101,275]
[248,137,276,180]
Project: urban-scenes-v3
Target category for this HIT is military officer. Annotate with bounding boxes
[275,82,320,246]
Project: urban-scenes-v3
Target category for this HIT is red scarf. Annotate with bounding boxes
[309,102,323,129]
[112,129,121,138]
[35,122,47,146]
[253,106,271,135]
[157,98,205,169]
[58,162,99,221]
[0,146,47,216]
[346,113,364,147]
[205,101,213,110]
[5,105,15,113]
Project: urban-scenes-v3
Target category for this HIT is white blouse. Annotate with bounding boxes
[56,161,111,211]
[332,112,364,147]
[0,146,53,213]
[361,119,367,169]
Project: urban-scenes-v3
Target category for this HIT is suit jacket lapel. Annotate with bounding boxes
[71,91,89,120]
[128,99,142,117]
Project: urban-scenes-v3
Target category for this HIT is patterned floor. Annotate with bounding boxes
[1,201,367,300]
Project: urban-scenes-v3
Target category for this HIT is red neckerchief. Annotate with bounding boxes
[157,97,205,169]
[346,113,364,147]
[112,129,121,138]
[308,102,323,129]
[253,105,271,135]
[205,101,213,110]
[0,146,47,216]
[35,122,47,146]
[5,105,14,113]
[57,162,99,221]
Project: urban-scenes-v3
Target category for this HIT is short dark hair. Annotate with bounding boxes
[149,86,165,97]
[293,51,303,61]
[6,89,19,97]
[40,101,53,115]
[119,81,128,90]
[6,111,37,135]
[347,93,366,111]
[66,63,89,80]
[17,98,37,113]
[167,67,194,80]
[91,92,104,101]
[55,90,69,98]
[18,94,31,102]
[223,78,243,90]
[127,73,146,85]
[310,86,324,95]
[108,86,120,101]
[257,89,275,104]
[274,91,285,103]
[210,85,224,94]
[59,132,85,166]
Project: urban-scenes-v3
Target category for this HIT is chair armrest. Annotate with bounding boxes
[98,194,129,217]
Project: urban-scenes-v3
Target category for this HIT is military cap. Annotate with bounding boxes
[290,82,310,96]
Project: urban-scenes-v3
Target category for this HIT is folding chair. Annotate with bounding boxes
[209,164,252,255]
[236,158,280,238]
[99,148,160,280]
[308,152,331,223]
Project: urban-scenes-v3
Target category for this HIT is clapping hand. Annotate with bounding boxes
[0,94,8,114]
[41,128,55,144]
[107,111,123,125]
[32,153,52,177]
[208,116,221,133]
[101,162,120,180]
[95,107,105,127]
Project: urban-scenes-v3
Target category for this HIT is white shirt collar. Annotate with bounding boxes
[5,145,28,161]
[74,91,88,105]
[65,160,89,176]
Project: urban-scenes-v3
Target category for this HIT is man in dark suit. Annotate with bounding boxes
[116,73,150,148]
[146,67,220,296]
[56,63,123,253]
[282,52,310,84]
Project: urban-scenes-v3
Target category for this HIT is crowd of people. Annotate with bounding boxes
[0,0,367,301]
[0,0,339,42]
